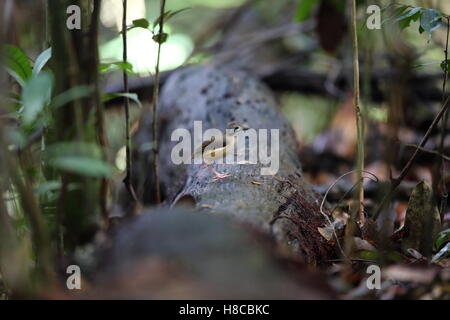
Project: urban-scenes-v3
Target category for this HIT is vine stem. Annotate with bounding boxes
[151,0,166,204]
[373,95,450,220]
[122,0,137,203]
[319,170,379,261]
[350,0,365,225]
[90,0,109,226]
[374,15,450,221]
[437,16,450,217]
[3,144,53,283]
[404,144,450,162]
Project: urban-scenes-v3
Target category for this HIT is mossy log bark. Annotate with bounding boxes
[129,65,333,265]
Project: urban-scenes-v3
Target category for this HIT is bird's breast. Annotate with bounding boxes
[203,138,236,163]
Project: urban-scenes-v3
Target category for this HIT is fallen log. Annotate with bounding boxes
[128,65,333,265]
[83,208,335,299]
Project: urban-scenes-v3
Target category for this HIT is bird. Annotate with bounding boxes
[192,122,249,181]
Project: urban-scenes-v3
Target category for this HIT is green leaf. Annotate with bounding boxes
[6,127,27,149]
[46,142,103,158]
[420,9,443,35]
[33,47,52,76]
[440,59,450,72]
[99,61,133,74]
[167,7,190,20]
[392,5,413,17]
[431,242,450,263]
[395,7,422,22]
[396,7,423,30]
[295,0,319,22]
[152,32,168,44]
[153,11,171,30]
[386,251,404,262]
[382,4,412,25]
[128,18,150,30]
[45,142,114,178]
[357,250,378,260]
[102,92,142,108]
[435,228,450,250]
[411,9,422,22]
[4,45,32,86]
[48,157,113,178]
[413,61,442,69]
[398,17,412,30]
[33,181,62,195]
[52,85,94,109]
[153,8,191,29]
[21,71,53,124]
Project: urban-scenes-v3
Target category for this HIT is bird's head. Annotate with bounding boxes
[225,122,249,136]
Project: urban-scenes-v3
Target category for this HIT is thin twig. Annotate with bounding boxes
[330,182,358,216]
[90,0,109,226]
[151,0,166,204]
[122,0,138,203]
[327,258,376,263]
[404,143,450,162]
[437,16,450,215]
[3,146,53,282]
[320,170,378,261]
[350,0,365,225]
[373,95,450,220]
[440,17,449,106]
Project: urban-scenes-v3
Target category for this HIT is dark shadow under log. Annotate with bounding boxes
[130,65,334,265]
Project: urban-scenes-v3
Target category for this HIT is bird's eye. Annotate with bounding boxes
[234,126,239,130]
